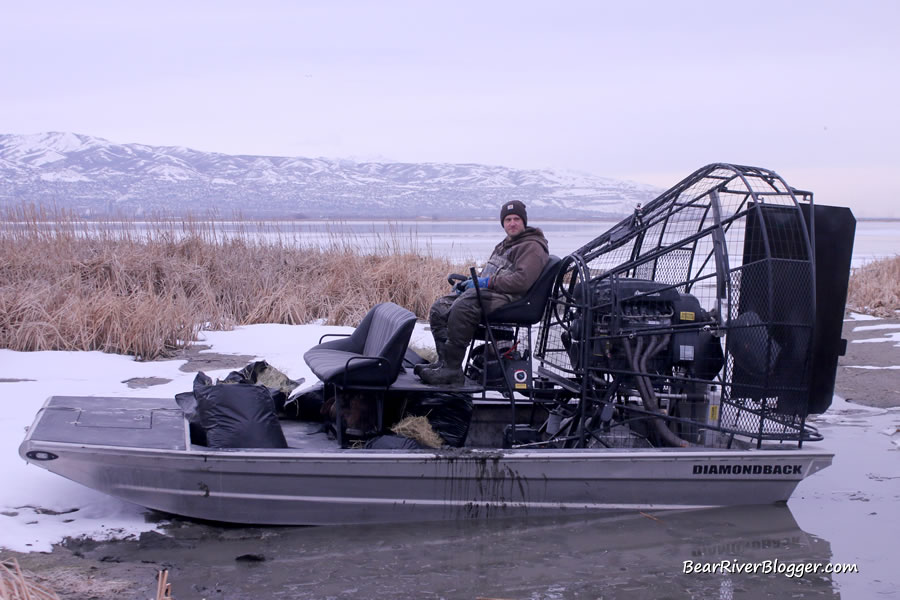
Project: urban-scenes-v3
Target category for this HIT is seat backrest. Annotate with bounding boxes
[487,255,563,325]
[360,302,417,372]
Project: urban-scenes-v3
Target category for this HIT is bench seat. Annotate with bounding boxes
[303,302,417,388]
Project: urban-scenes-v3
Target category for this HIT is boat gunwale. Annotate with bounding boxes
[21,437,835,462]
[19,396,834,477]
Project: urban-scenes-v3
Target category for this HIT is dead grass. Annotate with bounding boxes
[0,558,60,600]
[847,255,900,317]
[0,205,467,359]
[391,415,445,448]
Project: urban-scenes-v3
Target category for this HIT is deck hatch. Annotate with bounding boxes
[28,401,187,450]
[76,408,152,429]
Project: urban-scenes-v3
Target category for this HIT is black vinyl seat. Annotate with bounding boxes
[483,255,562,326]
[304,302,416,388]
[304,302,417,446]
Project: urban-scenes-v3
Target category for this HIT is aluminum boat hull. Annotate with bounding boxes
[19,396,833,525]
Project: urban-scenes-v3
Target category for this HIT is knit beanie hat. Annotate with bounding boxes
[500,200,527,226]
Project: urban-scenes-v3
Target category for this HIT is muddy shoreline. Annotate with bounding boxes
[834,317,900,408]
[3,317,898,599]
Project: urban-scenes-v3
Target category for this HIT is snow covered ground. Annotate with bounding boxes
[0,321,433,552]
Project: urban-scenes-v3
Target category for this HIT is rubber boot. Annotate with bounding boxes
[418,343,466,386]
[414,339,446,377]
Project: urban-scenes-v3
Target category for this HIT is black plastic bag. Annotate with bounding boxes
[175,390,208,446]
[185,371,288,449]
[220,360,304,414]
[282,383,328,421]
[405,393,473,447]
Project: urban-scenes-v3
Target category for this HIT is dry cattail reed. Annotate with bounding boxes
[847,255,900,317]
[0,205,468,360]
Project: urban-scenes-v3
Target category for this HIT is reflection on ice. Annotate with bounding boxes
[71,505,840,600]
[793,396,900,599]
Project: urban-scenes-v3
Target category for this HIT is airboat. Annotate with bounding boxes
[19,163,856,525]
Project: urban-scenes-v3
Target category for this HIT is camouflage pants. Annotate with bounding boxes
[428,288,516,349]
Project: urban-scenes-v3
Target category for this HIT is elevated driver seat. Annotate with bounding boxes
[466,255,563,397]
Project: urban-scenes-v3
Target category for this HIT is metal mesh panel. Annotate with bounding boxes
[536,164,817,446]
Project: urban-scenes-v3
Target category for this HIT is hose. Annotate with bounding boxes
[626,334,694,448]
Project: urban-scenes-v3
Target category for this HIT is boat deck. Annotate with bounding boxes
[27,395,347,453]
[279,420,337,450]
[28,395,187,450]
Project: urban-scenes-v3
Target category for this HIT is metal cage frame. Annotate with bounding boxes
[535,164,820,448]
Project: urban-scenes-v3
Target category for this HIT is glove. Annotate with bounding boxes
[463,277,490,291]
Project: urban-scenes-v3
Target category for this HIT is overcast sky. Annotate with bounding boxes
[2,1,897,216]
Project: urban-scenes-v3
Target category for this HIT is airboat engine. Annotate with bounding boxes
[571,278,723,382]
[563,277,724,447]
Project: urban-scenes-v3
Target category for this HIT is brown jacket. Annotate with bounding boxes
[480,227,550,296]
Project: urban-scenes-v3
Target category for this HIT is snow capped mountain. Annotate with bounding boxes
[0,132,660,219]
